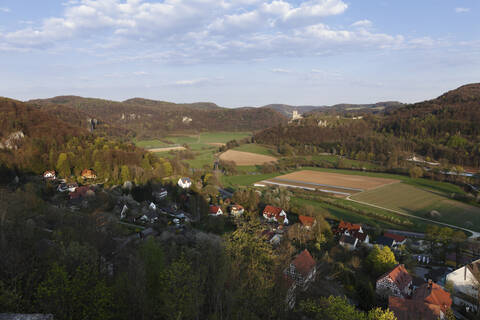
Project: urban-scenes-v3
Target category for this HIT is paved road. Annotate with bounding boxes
[346,196,480,239]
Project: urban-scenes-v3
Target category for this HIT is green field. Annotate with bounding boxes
[351,182,480,232]
[291,197,422,231]
[233,144,278,156]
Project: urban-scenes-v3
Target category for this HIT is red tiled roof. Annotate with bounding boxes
[413,281,452,312]
[292,249,316,277]
[263,205,285,221]
[209,205,221,214]
[81,169,96,178]
[384,232,406,242]
[337,220,361,232]
[378,264,412,292]
[299,215,315,227]
[69,186,92,199]
[43,170,55,176]
[389,296,442,320]
[231,204,244,210]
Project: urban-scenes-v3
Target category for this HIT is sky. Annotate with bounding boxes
[0,0,479,107]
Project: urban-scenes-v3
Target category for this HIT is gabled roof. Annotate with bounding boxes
[375,236,395,247]
[467,259,480,282]
[263,205,282,216]
[389,296,442,320]
[209,205,221,214]
[292,249,316,277]
[231,204,244,210]
[378,264,412,292]
[340,234,357,245]
[299,215,315,227]
[338,220,361,232]
[384,232,406,242]
[413,281,452,311]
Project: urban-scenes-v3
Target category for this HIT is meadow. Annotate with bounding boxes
[351,182,480,232]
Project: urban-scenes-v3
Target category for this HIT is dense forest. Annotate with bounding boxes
[28,96,288,139]
[255,84,480,168]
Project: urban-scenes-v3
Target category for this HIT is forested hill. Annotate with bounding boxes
[0,98,172,183]
[254,83,480,168]
[262,101,404,118]
[28,96,288,138]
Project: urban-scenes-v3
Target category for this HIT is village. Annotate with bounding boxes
[39,168,480,320]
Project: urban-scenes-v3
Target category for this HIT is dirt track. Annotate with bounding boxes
[148,146,186,152]
[275,170,399,191]
[219,150,277,166]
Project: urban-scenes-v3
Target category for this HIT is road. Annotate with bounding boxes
[346,196,480,239]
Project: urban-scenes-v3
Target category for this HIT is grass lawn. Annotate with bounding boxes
[351,182,480,232]
[197,132,251,143]
[185,148,216,169]
[291,197,418,231]
[233,143,278,156]
[221,172,283,188]
[134,139,171,149]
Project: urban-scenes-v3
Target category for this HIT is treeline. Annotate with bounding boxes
[0,98,178,185]
[29,96,288,139]
[254,84,480,167]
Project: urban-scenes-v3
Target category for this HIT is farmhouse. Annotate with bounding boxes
[209,205,223,216]
[263,205,289,224]
[81,169,97,180]
[284,249,317,308]
[43,170,56,180]
[388,296,444,320]
[230,204,244,216]
[376,264,413,298]
[178,177,192,189]
[383,232,407,246]
[445,259,480,312]
[339,234,358,250]
[335,220,369,246]
[412,280,452,313]
[298,215,316,230]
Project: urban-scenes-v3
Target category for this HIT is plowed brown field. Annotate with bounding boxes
[219,150,277,166]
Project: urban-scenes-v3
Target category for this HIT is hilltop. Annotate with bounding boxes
[29,96,288,138]
[263,101,404,118]
[254,83,480,168]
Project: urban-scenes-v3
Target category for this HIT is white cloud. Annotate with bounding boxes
[352,20,372,28]
[455,7,470,13]
[133,71,148,76]
[0,0,413,61]
[174,78,210,86]
[271,68,292,73]
[0,7,10,13]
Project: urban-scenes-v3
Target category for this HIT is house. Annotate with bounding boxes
[152,188,168,200]
[43,170,56,180]
[263,205,289,224]
[120,204,128,219]
[149,202,157,211]
[57,182,78,192]
[284,249,317,308]
[375,236,395,248]
[298,215,316,230]
[412,280,452,314]
[388,296,445,320]
[209,205,223,216]
[230,204,244,216]
[81,169,97,179]
[383,232,407,247]
[445,259,480,312]
[376,264,413,298]
[339,234,358,250]
[335,220,369,245]
[69,186,94,200]
[177,177,192,189]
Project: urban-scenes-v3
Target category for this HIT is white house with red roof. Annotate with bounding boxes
[43,170,56,180]
[230,204,244,217]
[263,205,288,224]
[298,215,316,230]
[335,220,369,247]
[376,264,413,298]
[177,177,192,189]
[209,205,223,216]
[284,249,317,308]
[384,232,407,246]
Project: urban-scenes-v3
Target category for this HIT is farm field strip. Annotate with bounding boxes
[276,170,399,191]
[148,146,186,152]
[258,180,352,196]
[219,149,277,166]
[271,178,364,192]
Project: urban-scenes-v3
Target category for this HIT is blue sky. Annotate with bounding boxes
[0,0,478,107]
